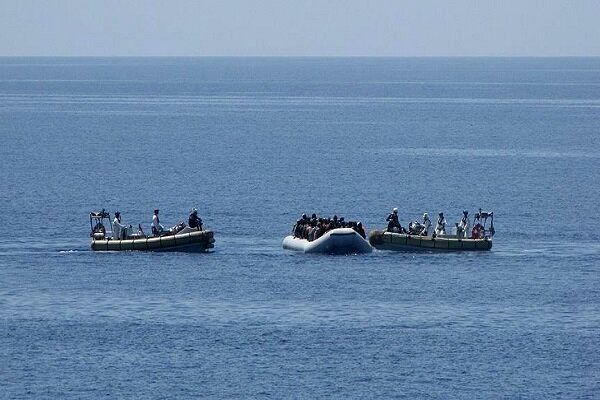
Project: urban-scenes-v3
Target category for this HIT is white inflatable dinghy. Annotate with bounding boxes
[282,228,372,254]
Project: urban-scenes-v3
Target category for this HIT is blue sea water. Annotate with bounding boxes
[0,57,599,399]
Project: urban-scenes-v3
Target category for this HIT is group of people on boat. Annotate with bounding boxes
[293,213,367,241]
[151,208,203,236]
[386,208,432,236]
[384,208,493,239]
[92,208,204,239]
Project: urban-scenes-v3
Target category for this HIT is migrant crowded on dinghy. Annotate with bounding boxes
[283,212,372,254]
[292,213,367,241]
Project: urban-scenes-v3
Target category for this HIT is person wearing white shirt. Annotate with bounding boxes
[112,212,126,239]
[421,213,431,236]
[457,210,470,238]
[435,212,446,235]
[152,209,164,236]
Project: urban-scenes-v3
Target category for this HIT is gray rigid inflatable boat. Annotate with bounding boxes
[368,230,492,251]
[91,228,215,252]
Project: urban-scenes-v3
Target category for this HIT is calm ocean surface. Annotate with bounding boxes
[0,57,599,398]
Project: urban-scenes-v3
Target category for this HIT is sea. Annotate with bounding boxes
[0,57,599,399]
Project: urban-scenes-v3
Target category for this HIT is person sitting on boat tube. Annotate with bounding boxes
[293,218,302,238]
[188,208,203,230]
[293,214,309,238]
[356,221,367,239]
[113,211,126,239]
[457,210,470,238]
[386,208,404,233]
[435,212,447,235]
[152,209,164,236]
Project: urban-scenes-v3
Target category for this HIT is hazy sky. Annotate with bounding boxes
[1,0,599,56]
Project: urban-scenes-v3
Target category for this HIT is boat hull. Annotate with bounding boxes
[283,228,372,254]
[91,230,215,252]
[368,230,492,251]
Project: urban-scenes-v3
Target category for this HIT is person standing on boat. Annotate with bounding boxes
[421,213,431,236]
[435,212,446,235]
[188,208,203,230]
[113,211,125,239]
[457,210,470,238]
[152,209,164,236]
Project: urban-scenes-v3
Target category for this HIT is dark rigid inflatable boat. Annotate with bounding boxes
[368,230,492,251]
[91,229,215,252]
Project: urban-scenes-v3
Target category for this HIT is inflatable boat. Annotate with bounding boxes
[283,228,373,254]
[368,230,492,252]
[89,210,214,252]
[91,226,215,252]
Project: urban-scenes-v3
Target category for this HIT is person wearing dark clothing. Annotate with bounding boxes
[188,208,203,230]
[386,208,402,232]
[293,219,303,237]
[356,222,366,239]
[314,222,323,240]
[332,215,340,229]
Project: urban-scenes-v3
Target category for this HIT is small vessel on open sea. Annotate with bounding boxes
[369,210,494,252]
[368,230,492,251]
[283,227,372,254]
[283,213,372,254]
[89,210,214,252]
